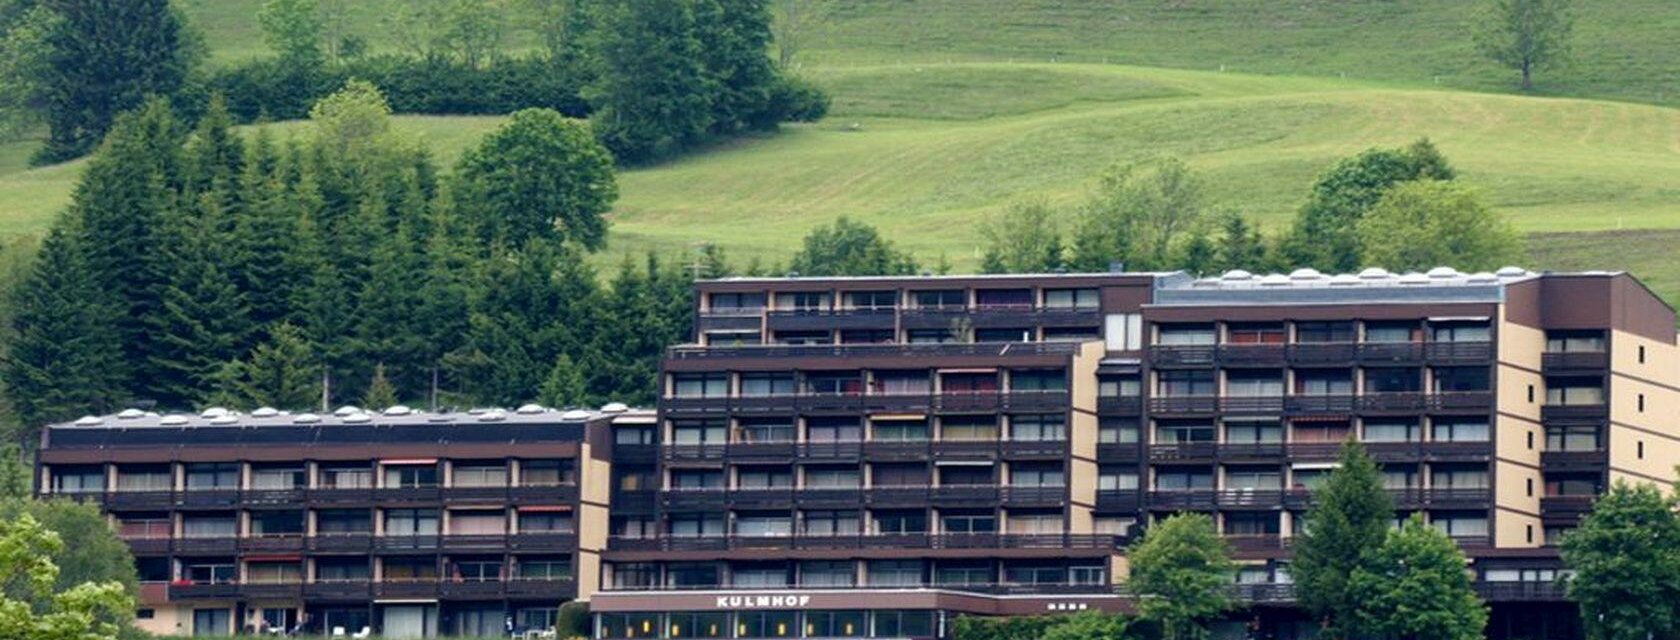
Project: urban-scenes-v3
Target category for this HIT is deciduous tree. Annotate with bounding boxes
[1348,514,1487,640]
[788,217,918,276]
[1560,481,1680,640]
[1126,512,1232,640]
[1475,0,1574,91]
[0,512,134,640]
[1283,139,1455,273]
[454,108,618,251]
[980,200,1064,274]
[1356,180,1523,273]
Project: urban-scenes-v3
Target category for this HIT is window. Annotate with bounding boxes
[114,466,171,492]
[774,330,832,345]
[1292,421,1351,443]
[802,510,859,536]
[1098,468,1139,491]
[1430,465,1488,489]
[452,464,507,488]
[518,512,574,533]
[1382,467,1418,489]
[671,373,728,398]
[941,415,998,441]
[1544,473,1602,497]
[976,327,1033,343]
[448,511,506,535]
[1010,414,1065,442]
[1364,368,1421,393]
[871,464,929,488]
[804,372,863,395]
[1098,376,1141,398]
[1430,512,1488,537]
[871,419,928,442]
[52,467,104,494]
[1105,313,1143,351]
[615,427,655,445]
[1545,330,1605,353]
[800,561,856,587]
[1364,419,1419,443]
[249,466,304,490]
[975,289,1032,309]
[937,562,993,585]
[184,463,238,491]
[1224,512,1280,535]
[874,612,934,639]
[872,510,927,534]
[515,557,572,581]
[1226,370,1284,397]
[807,417,862,443]
[866,561,923,587]
[315,557,372,581]
[317,509,372,534]
[384,464,438,489]
[1154,468,1213,490]
[1365,322,1419,343]
[672,420,726,445]
[871,370,931,395]
[521,460,574,486]
[1433,366,1490,392]
[913,290,964,309]
[1296,322,1355,343]
[774,291,830,311]
[1157,324,1216,345]
[708,292,765,312]
[942,371,998,393]
[250,511,304,536]
[181,515,237,538]
[666,564,721,588]
[1011,369,1067,392]
[939,466,992,486]
[670,514,725,538]
[1224,467,1282,490]
[1010,464,1064,487]
[737,418,795,443]
[804,467,860,489]
[804,611,865,638]
[1044,326,1101,342]
[1225,421,1282,444]
[1546,379,1604,405]
[908,328,961,344]
[740,373,794,397]
[1155,421,1215,444]
[1005,513,1064,535]
[734,514,793,537]
[704,330,760,346]
[1157,370,1215,396]
[384,509,440,536]
[1044,288,1098,310]
[942,513,997,533]
[1291,469,1329,491]
[1433,419,1489,443]
[320,465,372,489]
[1099,419,1140,444]
[841,329,894,344]
[1432,322,1489,343]
[844,291,896,310]
[737,467,793,489]
[1295,370,1353,396]
[609,564,659,589]
[1094,517,1137,536]
[1228,323,1285,344]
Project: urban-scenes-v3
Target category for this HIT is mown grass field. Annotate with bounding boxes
[0,2,1676,301]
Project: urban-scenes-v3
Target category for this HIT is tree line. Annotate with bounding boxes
[976,140,1525,278]
[0,82,724,433]
[0,0,828,165]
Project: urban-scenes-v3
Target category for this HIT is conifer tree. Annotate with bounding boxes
[1292,438,1394,639]
[142,192,255,408]
[692,0,778,133]
[229,128,303,332]
[538,354,587,409]
[0,222,127,430]
[584,0,714,163]
[221,323,321,411]
[362,363,398,409]
[1212,212,1267,273]
[183,95,245,196]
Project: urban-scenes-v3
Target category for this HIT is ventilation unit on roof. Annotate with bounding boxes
[601,402,629,414]
[1357,267,1391,280]
[478,409,508,422]
[1427,267,1460,279]
[1221,269,1254,281]
[74,416,102,426]
[116,408,145,420]
[210,415,239,426]
[1496,266,1529,277]
[251,407,279,418]
[294,413,322,424]
[1288,268,1323,280]
[383,405,413,416]
[200,407,230,419]
[516,404,545,415]
[333,405,361,417]
[560,409,591,421]
[160,415,189,426]
[343,412,372,424]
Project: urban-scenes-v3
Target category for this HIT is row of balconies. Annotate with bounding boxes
[1149,342,1493,368]
[1144,487,1494,511]
[164,577,576,601]
[1148,392,1494,415]
[1147,440,1492,462]
[119,532,578,556]
[1224,581,1567,604]
[659,439,1070,463]
[747,307,1104,332]
[81,484,578,510]
[605,532,1123,553]
[661,486,1068,510]
[663,390,1071,416]
[666,341,1082,361]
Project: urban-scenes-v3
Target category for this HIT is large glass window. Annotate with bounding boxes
[845,291,897,310]
[871,464,929,487]
[1431,322,1490,343]
[1099,419,1140,444]
[1433,366,1490,392]
[866,561,923,587]
[1430,512,1489,537]
[1154,468,1213,490]
[872,371,931,395]
[708,292,765,312]
[671,373,728,398]
[1224,512,1280,536]
[1365,322,1420,343]
[181,515,236,538]
[1430,465,1488,489]
[1226,420,1282,444]
[670,514,725,538]
[52,467,104,494]
[801,510,859,536]
[1005,512,1064,535]
[941,415,998,441]
[774,292,830,311]
[1224,466,1282,490]
[871,419,928,442]
[1364,368,1421,393]
[1547,379,1605,405]
[807,417,862,443]
[384,509,440,536]
[733,563,791,587]
[740,373,794,397]
[1295,370,1353,395]
[1157,324,1216,346]
[804,467,860,489]
[737,467,793,489]
[805,611,866,638]
[319,465,372,489]
[737,418,795,443]
[872,510,927,534]
[1226,370,1284,397]
[1546,330,1606,353]
[452,464,507,488]
[913,290,964,309]
[873,611,934,638]
[1432,418,1489,443]
[317,509,372,534]
[514,557,572,581]
[975,289,1032,309]
[1296,321,1355,343]
[804,372,864,395]
[1098,376,1141,398]
[518,511,574,533]
[672,420,727,445]
[1009,464,1064,487]
[184,463,238,491]
[1545,425,1600,451]
[937,561,993,586]
[942,512,997,533]
[1044,288,1099,310]
[1009,414,1066,442]
[1155,421,1215,444]
[1364,419,1420,443]
[1010,369,1067,392]
[520,460,574,486]
[800,562,856,587]
[1157,370,1215,396]
[938,466,992,486]
[249,466,305,490]
[1544,473,1603,497]
[1228,323,1285,344]
[383,464,438,489]
[1098,468,1139,491]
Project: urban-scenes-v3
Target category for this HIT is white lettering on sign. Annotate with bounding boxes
[1043,602,1090,611]
[714,595,813,609]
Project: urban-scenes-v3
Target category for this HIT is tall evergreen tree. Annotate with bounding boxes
[584,0,714,163]
[142,192,254,408]
[218,322,322,411]
[1212,212,1267,273]
[361,363,398,409]
[692,0,778,133]
[448,242,599,406]
[1292,438,1395,639]
[183,95,245,197]
[0,222,127,431]
[32,0,200,164]
[228,128,304,332]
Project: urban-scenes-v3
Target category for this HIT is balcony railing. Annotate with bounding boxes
[1541,351,1608,371]
[1475,581,1568,602]
[667,341,1081,361]
[663,390,1071,416]
[1540,449,1607,471]
[1542,403,1609,421]
[75,483,580,509]
[766,309,896,331]
[606,533,1123,553]
[1540,495,1595,516]
[1145,342,1490,368]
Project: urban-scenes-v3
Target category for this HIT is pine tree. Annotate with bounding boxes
[142,191,255,409]
[1292,438,1395,639]
[0,222,127,431]
[183,95,245,196]
[1212,212,1267,273]
[362,363,398,409]
[350,213,426,395]
[228,128,303,331]
[224,323,321,411]
[692,0,778,133]
[538,354,587,409]
[583,0,715,163]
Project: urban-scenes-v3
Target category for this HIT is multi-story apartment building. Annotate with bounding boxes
[36,404,651,638]
[37,267,1679,640]
[591,267,1679,640]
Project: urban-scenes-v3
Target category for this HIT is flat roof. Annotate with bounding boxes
[48,405,654,431]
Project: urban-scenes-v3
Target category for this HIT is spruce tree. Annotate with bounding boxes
[692,0,778,133]
[0,222,127,431]
[32,0,200,164]
[1292,438,1394,639]
[142,192,254,409]
[1212,212,1267,273]
[583,0,714,163]
[183,95,245,196]
[228,128,303,331]
[224,323,322,411]
[538,354,587,409]
[362,363,398,410]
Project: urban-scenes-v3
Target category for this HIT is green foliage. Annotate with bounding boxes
[1475,0,1573,91]
[455,108,617,250]
[556,600,590,639]
[30,0,201,164]
[1126,512,1232,640]
[1560,481,1680,640]
[1357,180,1524,273]
[1283,138,1456,273]
[584,0,714,163]
[362,362,398,408]
[1291,438,1394,639]
[1039,611,1138,640]
[692,0,779,134]
[0,444,31,500]
[1211,213,1269,273]
[1348,514,1487,640]
[387,0,508,69]
[215,322,321,411]
[952,612,1139,640]
[980,200,1064,274]
[258,0,324,64]
[788,216,917,276]
[1069,157,1207,272]
[142,191,255,407]
[0,2,56,142]
[0,511,134,640]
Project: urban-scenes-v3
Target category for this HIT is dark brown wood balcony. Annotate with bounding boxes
[177,536,238,555]
[766,309,896,332]
[1285,395,1356,414]
[304,581,371,601]
[507,483,578,504]
[1425,341,1492,363]
[308,533,373,552]
[1097,396,1143,415]
[1148,345,1216,367]
[306,486,377,505]
[1095,490,1141,512]
[1000,486,1064,506]
[169,582,239,600]
[508,532,576,551]
[374,581,439,599]
[799,441,864,459]
[1541,351,1608,372]
[1357,342,1425,364]
[1475,581,1568,602]
[1542,404,1608,422]
[1147,442,1216,461]
[1147,490,1217,510]
[1217,442,1286,459]
[243,488,305,507]
[1540,449,1606,471]
[863,440,930,460]
[1217,344,1287,367]
[663,489,728,510]
[1224,535,1286,553]
[932,440,999,459]
[1227,583,1296,604]
[866,486,930,507]
[441,534,507,551]
[727,442,799,461]
[860,393,934,414]
[1540,495,1595,517]
[1000,439,1067,458]
[121,536,172,555]
[1148,396,1219,415]
[1221,396,1285,414]
[439,580,507,600]
[613,444,659,463]
[505,578,577,599]
[605,533,1120,553]
[241,535,305,552]
[797,488,864,508]
[1288,343,1356,365]
[242,582,304,600]
[664,443,727,460]
[375,535,440,553]
[931,485,1001,507]
[1284,442,1341,459]
[936,393,1000,413]
[105,490,174,510]
[1216,489,1284,508]
[373,486,442,503]
[801,394,866,414]
[1358,393,1428,412]
[1431,391,1493,411]
[694,311,762,333]
[730,488,797,509]
[1419,487,1493,508]
[1096,442,1143,461]
[179,489,240,508]
[667,341,1080,361]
